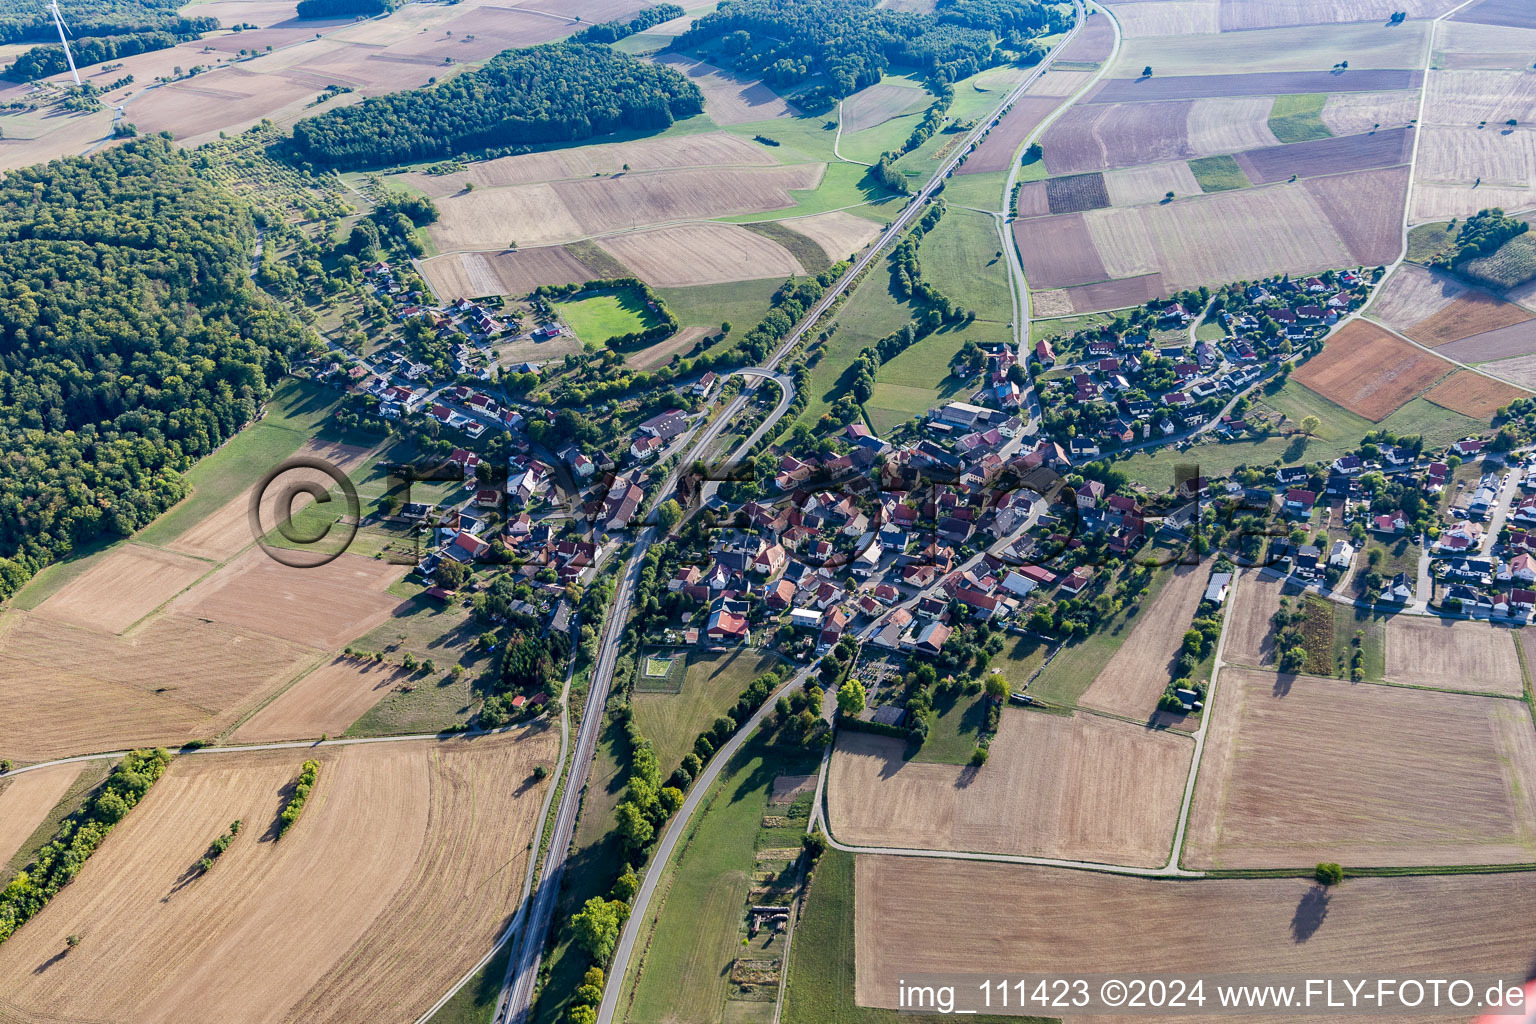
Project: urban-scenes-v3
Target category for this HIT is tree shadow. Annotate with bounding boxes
[1272,673,1296,697]
[32,950,68,975]
[1291,885,1330,942]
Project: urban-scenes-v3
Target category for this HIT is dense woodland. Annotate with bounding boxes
[294,0,395,19]
[0,0,198,44]
[4,20,217,80]
[572,3,685,44]
[0,139,313,600]
[287,43,704,169]
[673,0,1066,111]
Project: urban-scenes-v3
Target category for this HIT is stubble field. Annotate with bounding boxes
[1185,668,1536,868]
[0,730,557,1024]
[1078,563,1210,719]
[229,656,417,743]
[34,544,210,635]
[0,764,85,867]
[1422,370,1529,416]
[1291,319,1451,421]
[595,222,804,286]
[419,245,603,300]
[1382,615,1526,693]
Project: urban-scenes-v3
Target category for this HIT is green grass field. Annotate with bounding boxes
[622,729,818,1024]
[1029,306,1131,344]
[1028,565,1180,707]
[911,687,990,765]
[940,169,1007,211]
[742,219,834,273]
[989,633,1050,691]
[920,206,1013,323]
[427,942,511,1024]
[864,381,940,434]
[657,277,787,339]
[782,848,1043,1024]
[1188,154,1252,193]
[861,318,1003,431]
[1406,221,1457,264]
[1267,94,1333,144]
[802,272,920,424]
[633,648,784,774]
[558,287,664,344]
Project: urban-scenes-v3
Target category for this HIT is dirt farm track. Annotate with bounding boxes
[0,729,556,1024]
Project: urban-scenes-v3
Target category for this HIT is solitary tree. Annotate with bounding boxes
[1142,65,1153,77]
[1299,414,1321,437]
[1315,862,1344,886]
[837,677,866,717]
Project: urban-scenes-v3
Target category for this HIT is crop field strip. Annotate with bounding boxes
[1087,69,1425,104]
[1290,319,1453,421]
[1112,19,1431,77]
[1044,171,1111,213]
[595,222,806,287]
[1401,291,1535,346]
[1078,562,1210,719]
[1231,125,1413,184]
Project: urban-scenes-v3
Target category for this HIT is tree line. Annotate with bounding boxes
[0,0,197,45]
[4,20,217,80]
[295,0,394,18]
[572,3,684,44]
[0,138,314,602]
[277,760,322,837]
[286,43,705,169]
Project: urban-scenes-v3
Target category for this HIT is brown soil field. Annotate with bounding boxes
[35,544,210,635]
[1116,20,1427,77]
[1090,69,1421,104]
[165,438,377,562]
[229,656,414,743]
[1417,125,1536,188]
[1369,263,1470,330]
[654,54,799,124]
[1402,291,1534,346]
[1425,368,1532,417]
[828,711,1190,867]
[130,67,318,140]
[420,246,597,300]
[1055,9,1116,64]
[0,764,84,866]
[1482,351,1536,387]
[518,0,650,20]
[1187,96,1281,154]
[1437,318,1536,363]
[426,165,824,251]
[1013,179,1050,215]
[1014,212,1108,288]
[959,96,1062,174]
[170,549,403,651]
[1112,160,1204,205]
[372,5,570,62]
[0,611,322,762]
[1079,564,1211,719]
[1045,171,1111,214]
[1235,126,1413,184]
[1291,319,1451,421]
[395,132,775,198]
[1321,90,1420,136]
[0,729,558,1024]
[780,210,881,260]
[1383,615,1526,694]
[1452,0,1536,28]
[1058,272,1169,314]
[1303,164,1411,267]
[1040,100,1196,174]
[1423,69,1536,127]
[595,222,804,287]
[1223,571,1288,668]
[854,856,1536,1016]
[1185,668,1536,868]
[1110,0,1221,37]
[841,81,926,132]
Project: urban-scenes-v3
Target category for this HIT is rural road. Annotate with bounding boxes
[595,665,814,1024]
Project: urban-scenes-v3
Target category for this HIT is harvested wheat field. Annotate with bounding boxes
[420,246,597,300]
[1418,125,1536,188]
[1423,69,1536,128]
[166,438,377,562]
[1437,19,1536,69]
[1110,0,1221,37]
[171,549,403,651]
[1369,263,1471,330]
[1185,668,1536,868]
[0,612,323,762]
[1412,181,1535,223]
[780,211,881,260]
[1423,370,1530,417]
[828,711,1190,867]
[0,729,557,1024]
[1104,160,1203,206]
[1114,20,1428,78]
[654,55,799,123]
[1090,69,1423,104]
[229,657,413,743]
[1291,320,1450,421]
[840,80,926,132]
[1079,563,1211,719]
[854,857,1536,1015]
[0,764,83,864]
[1402,291,1534,346]
[596,223,803,287]
[395,132,775,198]
[35,544,210,635]
[1321,90,1420,136]
[1384,615,1525,694]
[1188,96,1282,154]
[426,165,824,250]
[1482,352,1536,387]
[1437,318,1536,362]
[1452,0,1536,28]
[1223,571,1288,668]
[960,97,1062,174]
[129,68,319,140]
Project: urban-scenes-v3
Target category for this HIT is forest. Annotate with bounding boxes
[672,0,1065,111]
[0,0,200,44]
[286,43,704,169]
[295,0,394,19]
[0,139,313,601]
[4,20,217,80]
[572,3,684,44]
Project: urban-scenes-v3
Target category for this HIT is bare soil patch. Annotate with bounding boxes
[35,544,209,635]
[230,657,416,743]
[654,54,799,123]
[1403,292,1534,347]
[1040,100,1196,174]
[1014,179,1050,216]
[1080,564,1210,719]
[1055,10,1116,64]
[0,612,322,762]
[828,710,1190,867]
[0,729,557,1024]
[1437,318,1536,363]
[1235,126,1413,184]
[1058,272,1167,313]
[170,549,403,651]
[854,857,1536,1012]
[1185,668,1536,868]
[1013,212,1108,289]
[1369,263,1470,330]
[1291,319,1450,421]
[779,211,881,261]
[960,96,1062,174]
[1303,164,1411,267]
[595,222,804,287]
[420,246,596,300]
[0,765,83,865]
[1384,615,1526,693]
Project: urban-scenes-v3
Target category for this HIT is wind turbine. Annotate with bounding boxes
[49,0,82,87]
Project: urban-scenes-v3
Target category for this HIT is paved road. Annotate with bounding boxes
[594,666,814,1024]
